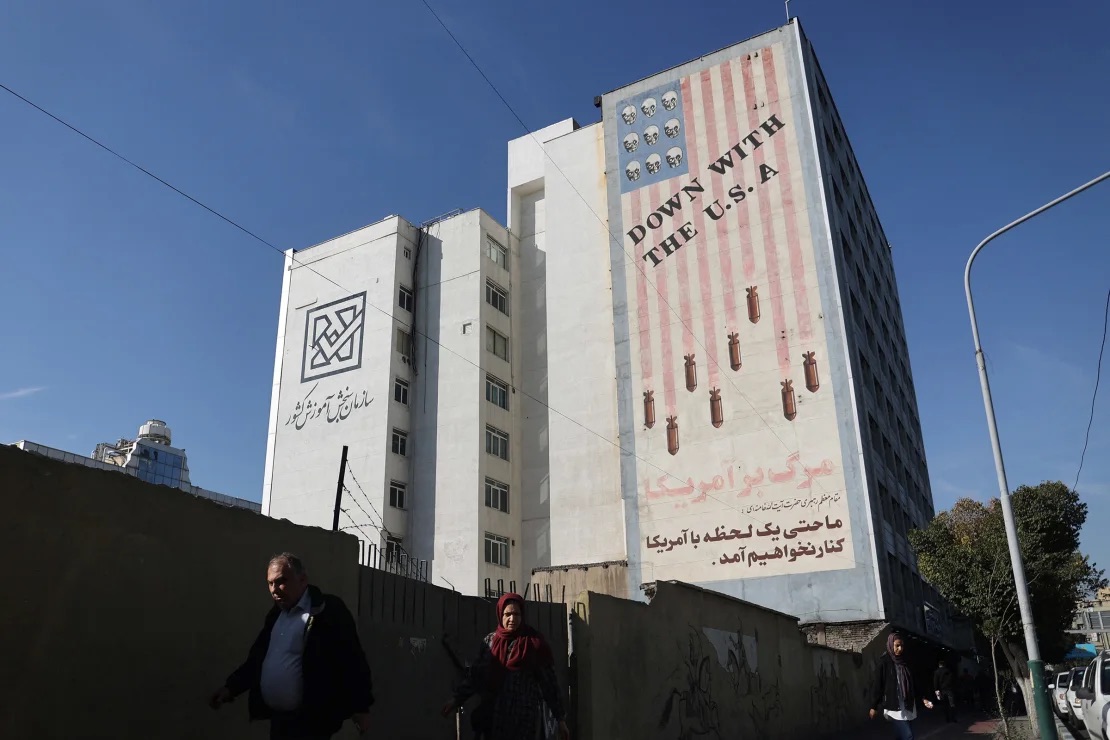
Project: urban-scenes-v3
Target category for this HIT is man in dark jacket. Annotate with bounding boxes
[933,658,957,723]
[210,553,373,739]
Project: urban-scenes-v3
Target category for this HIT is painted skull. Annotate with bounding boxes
[621,105,637,125]
[644,125,660,146]
[623,133,640,153]
[666,147,683,168]
[664,118,681,138]
[626,161,641,182]
[641,97,657,117]
[646,153,662,174]
[662,91,678,111]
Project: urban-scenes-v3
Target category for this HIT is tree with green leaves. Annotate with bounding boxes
[908,481,1105,733]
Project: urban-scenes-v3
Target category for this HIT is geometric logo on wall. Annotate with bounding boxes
[300,292,366,383]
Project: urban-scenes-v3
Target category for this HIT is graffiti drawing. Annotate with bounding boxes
[659,628,722,739]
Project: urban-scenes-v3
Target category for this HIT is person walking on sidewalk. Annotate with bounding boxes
[209,553,373,739]
[869,633,934,740]
[933,658,957,723]
[441,593,569,740]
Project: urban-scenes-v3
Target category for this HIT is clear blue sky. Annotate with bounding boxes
[2,1,1107,576]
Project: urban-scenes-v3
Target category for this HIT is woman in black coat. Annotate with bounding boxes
[869,633,934,739]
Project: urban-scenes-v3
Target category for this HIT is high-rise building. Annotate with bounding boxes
[262,211,526,592]
[13,419,258,512]
[510,19,937,631]
[263,20,941,635]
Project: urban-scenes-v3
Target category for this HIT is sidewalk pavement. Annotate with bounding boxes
[823,711,997,739]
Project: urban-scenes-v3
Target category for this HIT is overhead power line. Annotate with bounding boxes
[1074,288,1110,491]
[0,76,857,569]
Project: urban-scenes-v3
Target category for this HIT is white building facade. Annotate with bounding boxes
[262,211,527,594]
[264,20,941,632]
[512,20,938,629]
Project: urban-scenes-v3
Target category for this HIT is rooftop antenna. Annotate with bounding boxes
[785,0,792,21]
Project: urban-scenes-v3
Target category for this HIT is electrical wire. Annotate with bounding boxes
[411,1,862,509]
[345,462,394,537]
[1073,288,1110,491]
[0,79,858,568]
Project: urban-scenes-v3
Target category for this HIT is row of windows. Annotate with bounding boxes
[384,477,509,514]
[390,425,509,462]
[394,237,508,316]
[383,532,511,568]
[394,321,508,364]
[392,375,507,411]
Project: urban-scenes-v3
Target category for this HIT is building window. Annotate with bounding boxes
[392,429,408,457]
[385,536,403,562]
[486,326,509,361]
[486,375,509,410]
[389,480,406,509]
[485,280,509,315]
[832,181,844,210]
[486,237,508,270]
[484,532,510,566]
[394,378,409,405]
[485,477,509,513]
[403,246,412,259]
[485,425,509,461]
[398,285,414,312]
[396,327,412,357]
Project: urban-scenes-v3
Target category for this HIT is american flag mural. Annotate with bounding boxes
[606,39,856,583]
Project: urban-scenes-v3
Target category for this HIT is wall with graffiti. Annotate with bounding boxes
[598,22,880,619]
[574,581,875,740]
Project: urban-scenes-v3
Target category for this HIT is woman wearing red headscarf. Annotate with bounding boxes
[441,593,569,739]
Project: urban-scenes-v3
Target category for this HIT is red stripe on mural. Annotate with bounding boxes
[719,59,756,283]
[631,187,654,388]
[671,181,697,361]
[697,68,736,348]
[682,75,720,389]
[742,53,791,375]
[647,181,678,415]
[763,47,813,342]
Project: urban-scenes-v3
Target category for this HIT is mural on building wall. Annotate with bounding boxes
[301,292,367,382]
[606,39,854,583]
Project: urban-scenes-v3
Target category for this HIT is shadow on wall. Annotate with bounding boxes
[0,444,569,740]
[410,225,442,574]
[573,582,878,740]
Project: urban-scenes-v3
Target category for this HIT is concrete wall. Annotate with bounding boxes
[573,581,886,740]
[0,443,357,740]
[359,568,569,740]
[529,561,633,602]
[1,443,570,740]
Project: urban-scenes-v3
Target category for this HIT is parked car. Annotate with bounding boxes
[1068,666,1089,723]
[1052,670,1073,716]
[1076,650,1110,740]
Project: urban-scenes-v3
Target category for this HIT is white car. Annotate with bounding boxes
[1052,670,1073,716]
[1076,650,1110,740]
[1068,665,1090,723]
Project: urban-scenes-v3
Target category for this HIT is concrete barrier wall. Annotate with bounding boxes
[572,581,878,740]
[0,445,569,740]
[0,444,357,740]
[358,567,570,740]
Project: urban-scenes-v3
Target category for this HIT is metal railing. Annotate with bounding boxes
[362,542,429,582]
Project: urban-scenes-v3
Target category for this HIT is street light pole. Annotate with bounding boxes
[964,170,1110,739]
